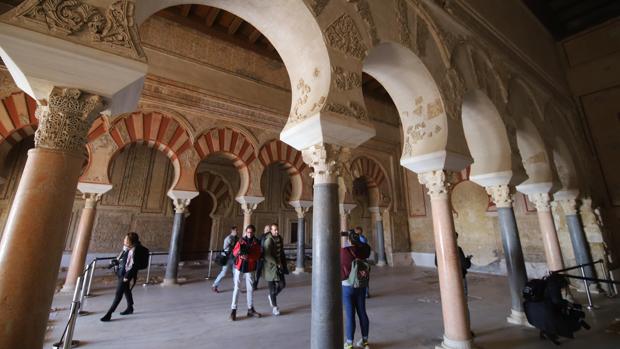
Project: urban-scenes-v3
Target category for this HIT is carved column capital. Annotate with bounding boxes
[418,170,449,199]
[557,198,578,216]
[34,87,104,153]
[295,206,311,219]
[486,184,513,208]
[241,202,259,216]
[82,192,102,209]
[528,192,551,212]
[302,143,351,184]
[172,198,191,214]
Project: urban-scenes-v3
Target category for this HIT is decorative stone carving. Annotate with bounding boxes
[240,202,259,216]
[486,184,513,208]
[415,14,428,56]
[395,0,414,51]
[323,101,368,121]
[179,147,199,170]
[528,192,551,212]
[172,198,191,214]
[295,205,311,219]
[348,0,378,45]
[332,66,362,91]
[34,87,104,152]
[439,68,464,120]
[83,192,103,208]
[418,170,449,199]
[12,0,144,59]
[325,14,367,59]
[307,0,330,17]
[558,198,578,216]
[301,143,351,184]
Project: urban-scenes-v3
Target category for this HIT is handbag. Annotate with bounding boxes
[215,253,229,267]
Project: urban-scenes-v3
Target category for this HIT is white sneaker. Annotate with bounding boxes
[268,295,274,308]
[356,339,370,349]
[272,306,280,316]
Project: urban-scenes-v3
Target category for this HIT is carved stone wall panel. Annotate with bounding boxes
[118,145,149,207]
[132,214,173,251]
[90,210,133,252]
[325,14,367,59]
[143,149,174,213]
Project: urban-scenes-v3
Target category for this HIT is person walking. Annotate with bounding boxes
[355,226,371,298]
[211,226,239,293]
[263,223,288,316]
[100,232,143,322]
[230,224,262,321]
[253,224,271,290]
[341,230,372,349]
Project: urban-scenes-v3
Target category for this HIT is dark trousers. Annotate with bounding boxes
[253,259,264,288]
[268,276,286,307]
[343,285,369,342]
[107,277,133,314]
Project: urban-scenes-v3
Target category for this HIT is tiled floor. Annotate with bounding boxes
[45,265,620,348]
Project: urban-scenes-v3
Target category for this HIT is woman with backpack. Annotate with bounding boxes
[101,232,148,322]
[263,223,288,316]
[340,229,371,349]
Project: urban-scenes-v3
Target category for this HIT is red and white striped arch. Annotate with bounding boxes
[0,92,37,148]
[108,111,193,163]
[351,156,386,188]
[196,171,234,215]
[258,139,307,175]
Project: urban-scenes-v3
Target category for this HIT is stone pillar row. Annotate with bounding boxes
[369,206,388,267]
[558,198,596,285]
[486,184,529,326]
[0,88,105,349]
[418,170,474,349]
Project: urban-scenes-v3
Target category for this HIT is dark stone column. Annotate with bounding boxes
[163,197,192,286]
[561,199,595,280]
[370,207,387,266]
[295,216,306,273]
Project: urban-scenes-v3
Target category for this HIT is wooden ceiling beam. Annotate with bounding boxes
[228,17,243,35]
[248,28,261,44]
[205,8,221,27]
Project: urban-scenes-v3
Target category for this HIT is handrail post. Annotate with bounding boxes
[62,276,82,349]
[580,266,595,309]
[143,253,153,286]
[206,250,213,280]
[78,266,90,315]
[86,259,96,296]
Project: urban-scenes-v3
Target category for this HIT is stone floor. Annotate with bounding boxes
[45,265,620,349]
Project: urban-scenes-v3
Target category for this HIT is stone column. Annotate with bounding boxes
[236,196,264,229]
[303,144,349,349]
[558,198,596,283]
[163,196,192,286]
[486,185,529,326]
[0,88,104,349]
[419,170,474,349]
[293,203,311,274]
[62,183,112,291]
[339,203,356,246]
[369,206,387,266]
[529,193,564,271]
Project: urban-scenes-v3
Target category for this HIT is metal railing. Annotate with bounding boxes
[142,251,169,286]
[552,259,620,310]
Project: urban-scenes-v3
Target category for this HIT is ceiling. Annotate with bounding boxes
[523,0,620,40]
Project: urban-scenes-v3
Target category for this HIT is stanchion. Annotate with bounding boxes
[78,265,90,315]
[86,259,96,296]
[580,266,596,310]
[206,250,214,280]
[53,276,82,349]
[143,253,153,286]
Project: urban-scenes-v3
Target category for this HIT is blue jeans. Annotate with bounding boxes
[213,257,233,287]
[342,285,369,342]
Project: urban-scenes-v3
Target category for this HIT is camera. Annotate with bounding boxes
[107,259,119,269]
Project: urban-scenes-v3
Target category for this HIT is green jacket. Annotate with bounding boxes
[262,234,284,282]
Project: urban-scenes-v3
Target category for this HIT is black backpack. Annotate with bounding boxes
[523,278,547,302]
[133,244,150,270]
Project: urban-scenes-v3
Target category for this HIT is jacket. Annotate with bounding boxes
[262,234,288,282]
[340,243,371,281]
[233,236,261,272]
[116,247,138,280]
[221,234,238,259]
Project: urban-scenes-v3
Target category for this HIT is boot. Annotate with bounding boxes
[120,306,134,315]
[100,312,112,322]
[247,307,261,318]
[229,309,237,321]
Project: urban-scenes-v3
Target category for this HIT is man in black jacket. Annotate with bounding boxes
[101,232,141,322]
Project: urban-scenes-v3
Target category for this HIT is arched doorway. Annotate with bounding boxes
[182,191,214,261]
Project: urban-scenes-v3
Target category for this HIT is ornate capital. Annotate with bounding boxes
[172,198,191,214]
[302,143,351,184]
[528,192,551,212]
[294,206,311,219]
[558,198,578,216]
[34,87,104,152]
[486,184,513,208]
[82,192,102,208]
[241,202,258,216]
[418,170,449,199]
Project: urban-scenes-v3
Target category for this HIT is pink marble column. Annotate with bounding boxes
[419,170,473,349]
[62,185,111,292]
[529,193,564,271]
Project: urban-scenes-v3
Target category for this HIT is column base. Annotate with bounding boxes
[60,284,76,293]
[435,335,476,349]
[293,267,306,275]
[161,278,180,287]
[376,261,387,267]
[506,309,532,327]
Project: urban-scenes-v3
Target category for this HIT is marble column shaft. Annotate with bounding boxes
[529,193,564,272]
[0,88,103,349]
[370,207,387,266]
[163,200,190,286]
[296,216,306,271]
[63,193,101,291]
[560,200,595,279]
[419,171,472,348]
[303,143,349,349]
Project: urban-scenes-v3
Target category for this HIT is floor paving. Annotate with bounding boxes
[45,265,620,349]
